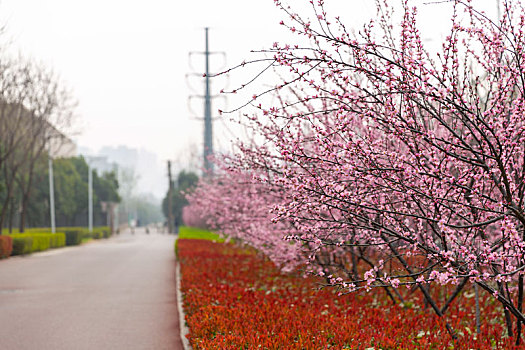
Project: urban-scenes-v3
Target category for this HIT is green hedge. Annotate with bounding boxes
[3,226,110,254]
[50,233,66,248]
[31,234,51,252]
[81,227,110,240]
[10,232,67,255]
[11,235,33,255]
[64,226,110,240]
[5,226,111,236]
[92,227,110,239]
[64,229,83,246]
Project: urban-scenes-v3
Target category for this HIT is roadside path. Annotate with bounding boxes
[0,229,183,350]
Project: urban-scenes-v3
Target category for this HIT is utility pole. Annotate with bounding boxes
[203,27,213,175]
[167,160,174,234]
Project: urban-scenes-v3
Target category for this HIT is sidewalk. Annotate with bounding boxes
[0,229,184,350]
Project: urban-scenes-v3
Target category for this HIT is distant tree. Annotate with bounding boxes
[0,57,74,232]
[53,157,87,226]
[23,156,50,228]
[162,170,199,225]
[67,156,120,227]
[13,156,120,228]
[94,171,120,203]
[127,194,163,226]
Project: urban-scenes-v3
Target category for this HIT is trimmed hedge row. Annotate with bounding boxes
[4,226,111,246]
[10,232,66,256]
[44,226,110,245]
[0,226,111,258]
[50,233,66,248]
[12,235,34,255]
[0,236,13,258]
[5,226,110,235]
[63,229,83,246]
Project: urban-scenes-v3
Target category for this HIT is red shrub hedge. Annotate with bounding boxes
[178,239,519,349]
[0,235,13,259]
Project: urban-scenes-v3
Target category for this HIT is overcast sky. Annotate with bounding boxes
[0,0,500,168]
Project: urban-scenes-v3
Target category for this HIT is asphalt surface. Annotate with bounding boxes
[0,229,184,350]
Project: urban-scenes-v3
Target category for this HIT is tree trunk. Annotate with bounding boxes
[19,192,30,233]
[498,282,514,338]
[385,237,457,339]
[8,196,14,233]
[517,276,524,345]
[475,283,481,335]
[0,173,15,232]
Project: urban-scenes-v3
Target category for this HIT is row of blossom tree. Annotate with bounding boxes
[185,0,525,343]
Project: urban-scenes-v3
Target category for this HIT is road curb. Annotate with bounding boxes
[176,259,192,350]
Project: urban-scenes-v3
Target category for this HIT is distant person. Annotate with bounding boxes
[174,217,180,235]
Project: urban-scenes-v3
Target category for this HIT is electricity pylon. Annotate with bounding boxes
[188,27,226,176]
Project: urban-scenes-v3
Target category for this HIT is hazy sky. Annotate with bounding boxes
[0,0,297,164]
[0,0,500,168]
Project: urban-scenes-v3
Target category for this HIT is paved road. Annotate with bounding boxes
[0,229,183,350]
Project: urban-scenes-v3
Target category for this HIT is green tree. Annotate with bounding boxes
[9,156,121,228]
[94,171,120,203]
[54,157,88,226]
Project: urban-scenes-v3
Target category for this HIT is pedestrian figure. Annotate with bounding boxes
[174,217,180,235]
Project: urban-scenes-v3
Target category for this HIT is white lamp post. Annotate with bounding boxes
[47,132,56,234]
[88,162,93,233]
[48,156,56,234]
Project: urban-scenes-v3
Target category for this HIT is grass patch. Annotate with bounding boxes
[81,237,93,244]
[178,226,222,241]
[175,226,223,258]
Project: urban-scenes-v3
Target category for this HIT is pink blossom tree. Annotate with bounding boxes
[185,162,305,270]
[189,0,525,342]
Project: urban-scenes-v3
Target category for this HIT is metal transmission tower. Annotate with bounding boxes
[188,28,226,176]
[203,28,213,174]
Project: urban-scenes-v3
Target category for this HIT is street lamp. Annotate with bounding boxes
[48,155,56,234]
[88,163,93,233]
[46,131,56,234]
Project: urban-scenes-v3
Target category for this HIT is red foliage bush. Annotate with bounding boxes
[0,235,13,259]
[178,239,521,349]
